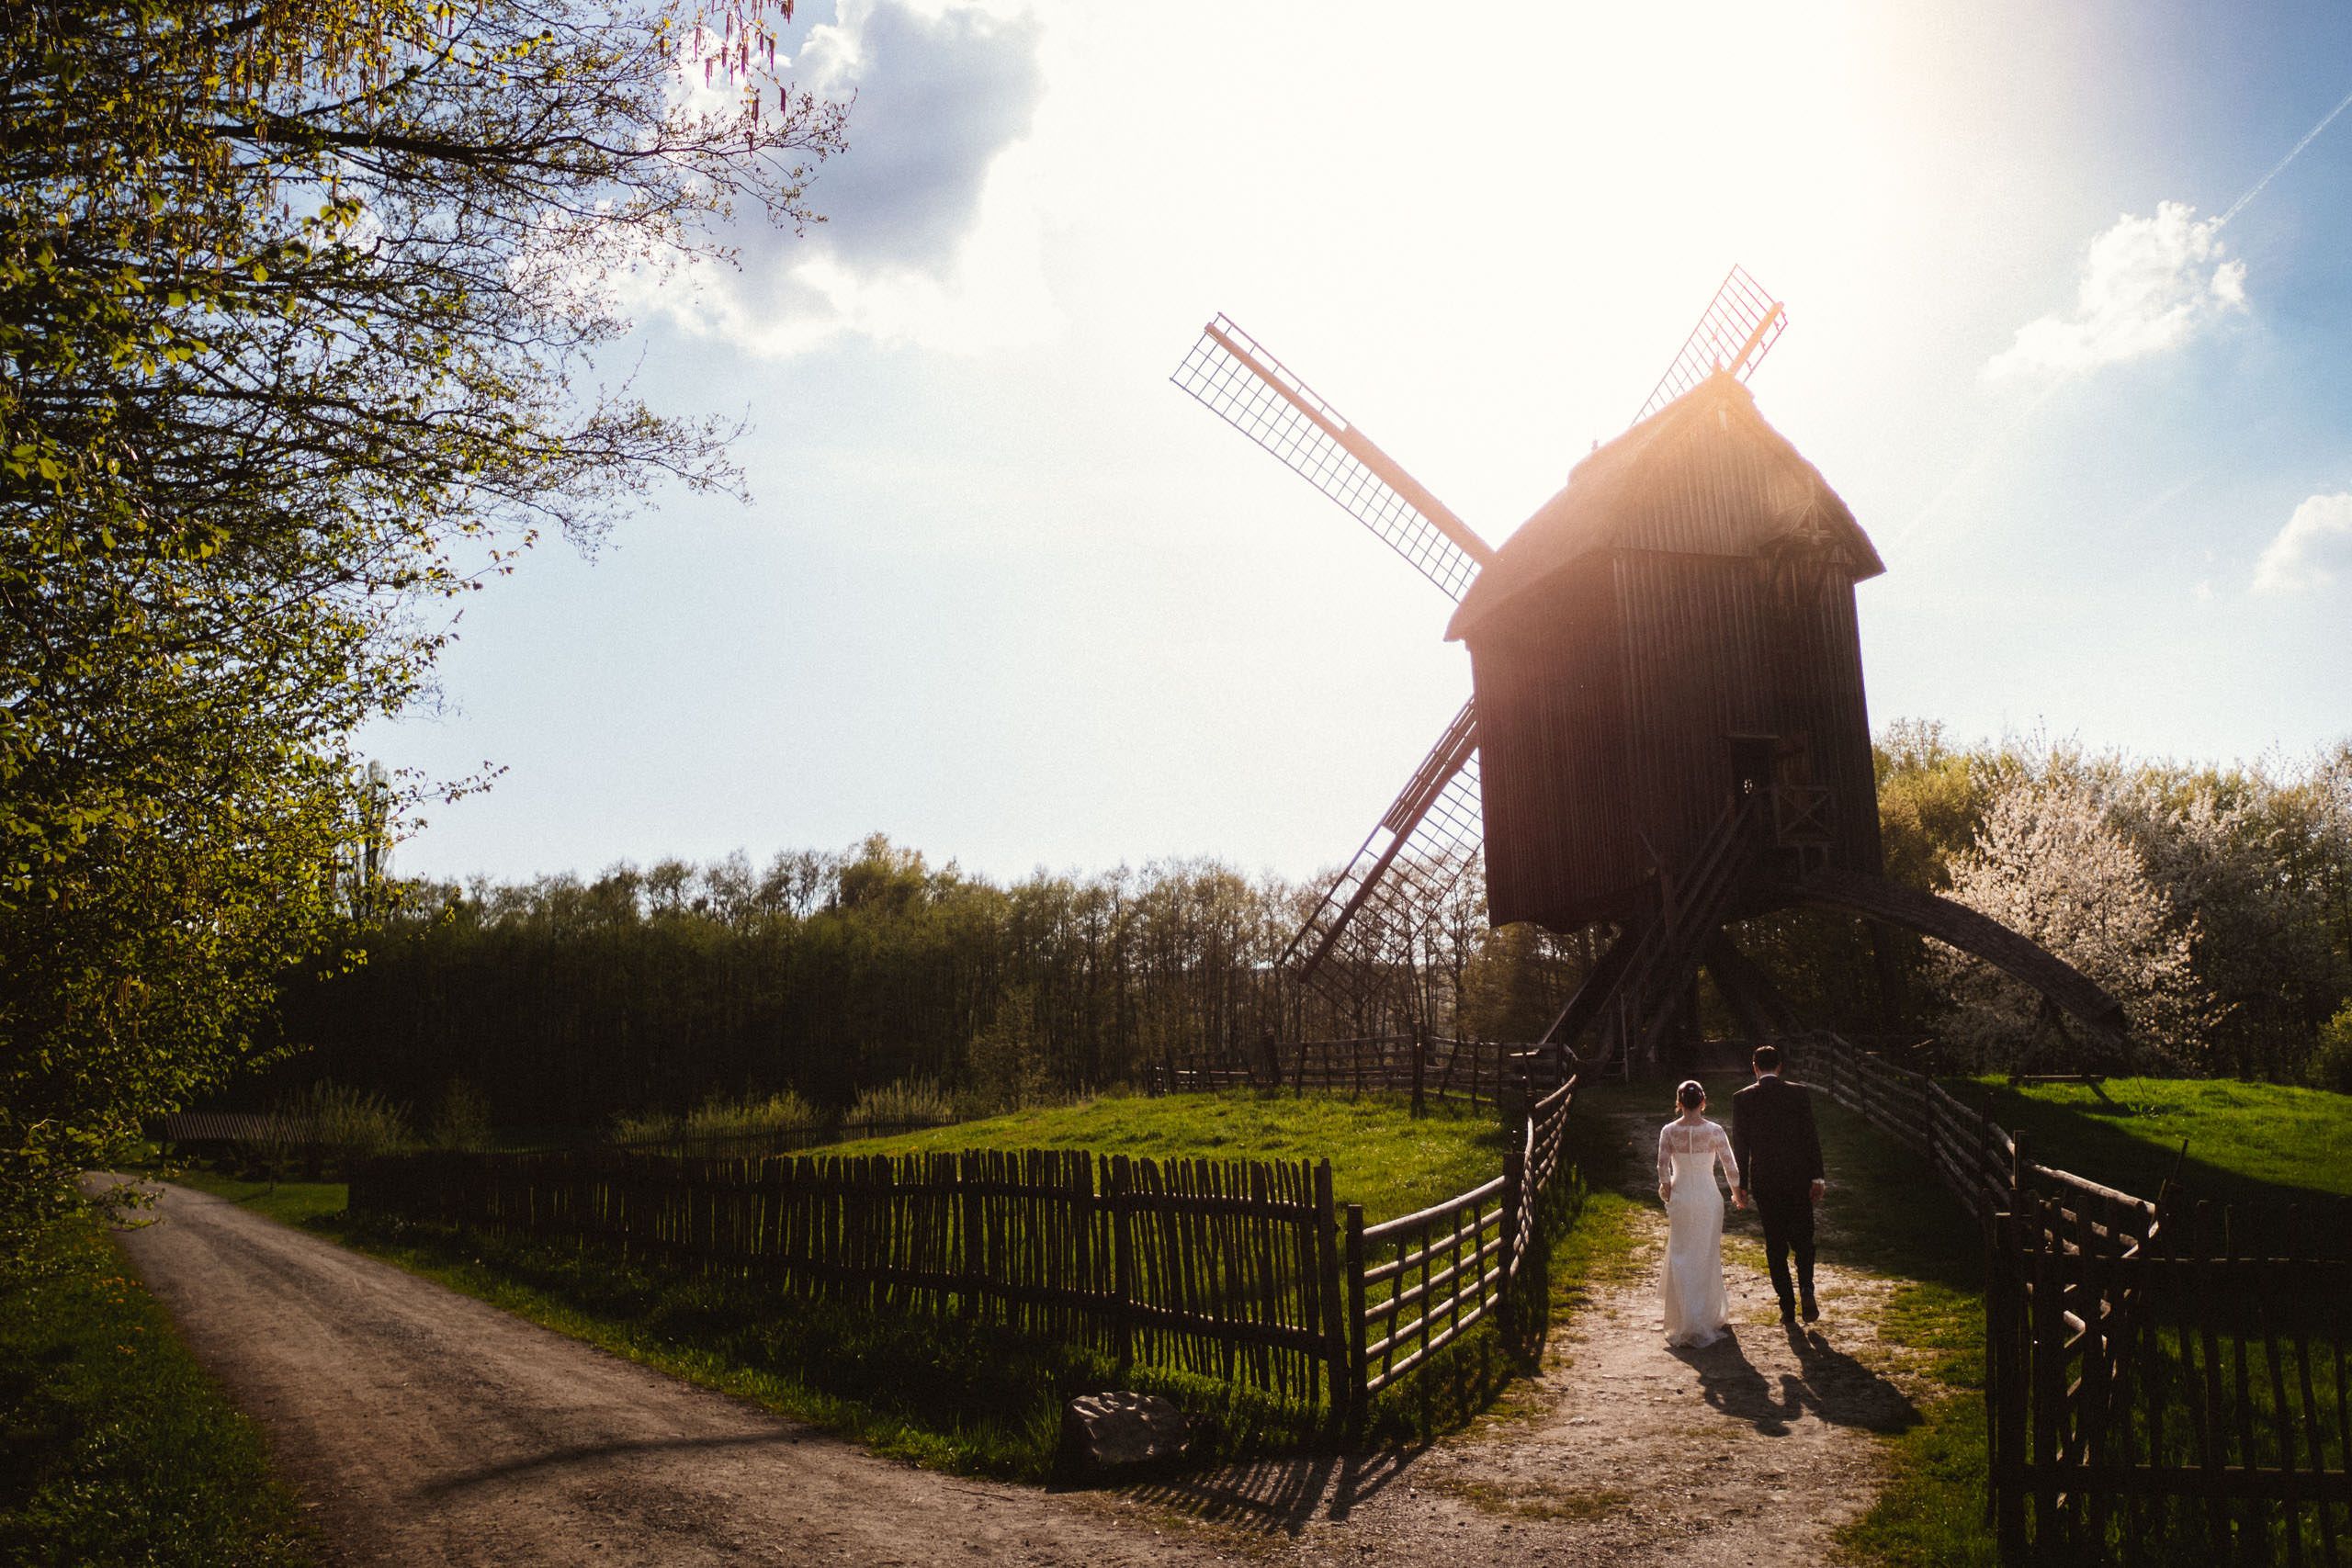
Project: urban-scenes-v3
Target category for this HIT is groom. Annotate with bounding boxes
[1730,1043,1826,1325]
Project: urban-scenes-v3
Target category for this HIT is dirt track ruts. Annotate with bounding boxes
[101,1179,1215,1566]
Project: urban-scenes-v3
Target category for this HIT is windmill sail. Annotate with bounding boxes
[1632,265,1787,425]
[1172,315,1493,601]
[1283,701,1484,1012]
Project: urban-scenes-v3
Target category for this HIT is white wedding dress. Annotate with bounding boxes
[1657,1117,1740,1348]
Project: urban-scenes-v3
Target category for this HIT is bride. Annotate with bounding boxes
[1657,1078,1741,1348]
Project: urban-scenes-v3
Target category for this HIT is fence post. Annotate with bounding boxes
[2011,1129,2029,1211]
[1500,1144,1525,1349]
[1343,1203,1368,1438]
[1411,1025,1427,1119]
[1923,1077,1939,1179]
[1991,1211,2028,1560]
[1313,1161,1344,1427]
[1111,1154,1135,1374]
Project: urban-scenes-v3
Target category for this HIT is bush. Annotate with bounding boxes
[2311,1003,2352,1094]
[429,1078,493,1152]
[247,1080,409,1180]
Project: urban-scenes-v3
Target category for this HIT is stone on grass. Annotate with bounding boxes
[1061,1392,1190,1472]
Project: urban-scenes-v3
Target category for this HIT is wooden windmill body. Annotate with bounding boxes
[1173,273,2125,1074]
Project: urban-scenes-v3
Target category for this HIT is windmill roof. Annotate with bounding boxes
[1445,371,1883,641]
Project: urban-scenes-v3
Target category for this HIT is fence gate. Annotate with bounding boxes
[1987,1189,2352,1565]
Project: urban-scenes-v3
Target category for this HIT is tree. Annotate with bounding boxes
[0,0,845,1247]
[1930,770,2210,1071]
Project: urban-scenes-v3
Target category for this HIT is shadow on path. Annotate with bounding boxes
[418,1430,813,1497]
[1670,1325,1919,1438]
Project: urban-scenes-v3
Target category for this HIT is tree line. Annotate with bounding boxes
[274,728,2352,1130]
[1,0,842,1248]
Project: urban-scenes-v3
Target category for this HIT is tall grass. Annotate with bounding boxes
[843,1077,956,1134]
[614,1089,829,1155]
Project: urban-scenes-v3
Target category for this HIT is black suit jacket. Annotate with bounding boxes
[1730,1074,1824,1195]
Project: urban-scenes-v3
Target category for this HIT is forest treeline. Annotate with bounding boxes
[276,725,2352,1129]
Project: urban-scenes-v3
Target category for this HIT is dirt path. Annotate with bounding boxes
[108,1109,1936,1566]
[1152,1102,1938,1565]
[103,1179,1217,1567]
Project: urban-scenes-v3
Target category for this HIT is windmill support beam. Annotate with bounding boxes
[1785,868,2128,1041]
[1702,931,1806,1045]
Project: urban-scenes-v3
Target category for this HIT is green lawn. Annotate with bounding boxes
[164,1168,351,1228]
[0,1213,317,1568]
[812,1089,1510,1224]
[1955,1075,2352,1206]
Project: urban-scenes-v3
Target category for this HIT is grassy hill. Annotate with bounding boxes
[1953,1076,2352,1207]
[812,1089,1510,1224]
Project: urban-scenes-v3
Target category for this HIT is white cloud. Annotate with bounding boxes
[628,0,1053,356]
[2253,492,2352,594]
[1984,202,2247,381]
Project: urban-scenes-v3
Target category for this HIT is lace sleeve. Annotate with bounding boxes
[1714,1122,1741,1190]
[1657,1124,1674,1196]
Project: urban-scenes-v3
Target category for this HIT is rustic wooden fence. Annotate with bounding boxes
[1343,1077,1576,1401]
[351,1069,1586,1425]
[1159,1033,1565,1111]
[1785,1032,2350,1563]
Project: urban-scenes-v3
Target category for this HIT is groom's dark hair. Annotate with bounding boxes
[1752,1043,1781,1073]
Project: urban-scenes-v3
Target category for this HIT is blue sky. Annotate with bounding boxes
[375,0,2352,886]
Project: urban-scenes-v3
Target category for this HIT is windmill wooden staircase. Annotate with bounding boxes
[1539,794,1762,1077]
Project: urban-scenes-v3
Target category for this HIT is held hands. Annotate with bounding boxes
[1732,1186,1748,1210]
[1810,1179,1826,1204]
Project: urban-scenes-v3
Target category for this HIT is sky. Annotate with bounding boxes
[372,0,2352,890]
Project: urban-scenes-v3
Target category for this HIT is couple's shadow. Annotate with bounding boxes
[1668,1324,1918,1438]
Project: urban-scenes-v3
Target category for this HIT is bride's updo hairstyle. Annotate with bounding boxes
[1676,1079,1705,1113]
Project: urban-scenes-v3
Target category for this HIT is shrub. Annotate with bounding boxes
[429,1078,493,1152]
[2312,1002,2352,1094]
[260,1080,410,1178]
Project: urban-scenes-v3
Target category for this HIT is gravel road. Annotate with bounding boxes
[103,1179,1216,1567]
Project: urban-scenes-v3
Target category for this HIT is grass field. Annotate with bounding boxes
[164,1168,352,1228]
[812,1089,1511,1223]
[0,1213,317,1568]
[1956,1075,2352,1206]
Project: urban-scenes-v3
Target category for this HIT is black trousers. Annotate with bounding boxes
[1753,1185,1816,1308]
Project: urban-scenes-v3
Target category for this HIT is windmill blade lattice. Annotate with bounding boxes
[1172,315,1492,601]
[1632,265,1787,425]
[1283,701,1484,1007]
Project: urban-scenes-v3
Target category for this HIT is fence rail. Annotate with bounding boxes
[352,1054,1587,1424]
[1785,1032,2348,1564]
[1159,1033,1566,1111]
[1342,1077,1576,1399]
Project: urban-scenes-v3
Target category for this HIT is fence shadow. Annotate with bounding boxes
[1669,1325,1918,1438]
[1118,1441,1424,1534]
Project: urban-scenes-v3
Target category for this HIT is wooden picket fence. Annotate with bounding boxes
[1785,1032,2350,1564]
[351,1069,1586,1425]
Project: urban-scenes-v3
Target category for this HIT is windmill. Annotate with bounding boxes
[1172,268,2127,1076]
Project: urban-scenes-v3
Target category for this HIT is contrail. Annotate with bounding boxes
[2221,81,2352,226]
